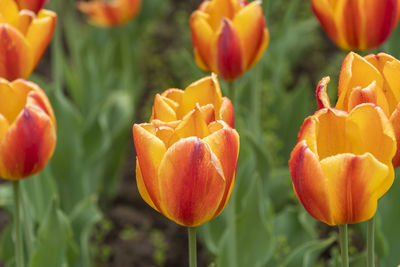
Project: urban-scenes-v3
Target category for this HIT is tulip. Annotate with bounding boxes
[317,52,400,168]
[15,0,47,13]
[289,103,396,225]
[0,78,56,180]
[77,0,141,27]
[133,75,239,227]
[190,0,269,81]
[311,0,400,51]
[0,0,56,80]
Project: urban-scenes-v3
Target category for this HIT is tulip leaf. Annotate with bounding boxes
[29,199,72,267]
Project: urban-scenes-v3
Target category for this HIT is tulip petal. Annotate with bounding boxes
[219,96,235,128]
[289,141,332,225]
[316,77,331,109]
[337,52,383,111]
[136,159,158,211]
[363,0,399,49]
[190,10,215,71]
[0,25,32,80]
[346,103,396,164]
[311,0,339,47]
[0,0,20,26]
[208,0,237,30]
[0,114,9,141]
[390,103,400,167]
[161,88,183,106]
[248,28,269,69]
[16,0,47,13]
[158,137,226,226]
[217,19,243,81]
[347,81,390,115]
[203,126,239,216]
[152,94,177,122]
[0,80,28,124]
[132,124,167,210]
[180,74,222,117]
[233,1,266,68]
[25,9,56,68]
[0,107,56,180]
[320,153,391,225]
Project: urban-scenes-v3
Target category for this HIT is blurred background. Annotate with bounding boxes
[1,0,400,266]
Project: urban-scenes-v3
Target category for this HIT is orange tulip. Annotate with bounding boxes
[317,52,400,167]
[132,75,239,227]
[311,0,400,51]
[0,0,56,80]
[190,0,269,81]
[15,0,47,13]
[289,104,396,225]
[0,79,56,180]
[77,0,141,27]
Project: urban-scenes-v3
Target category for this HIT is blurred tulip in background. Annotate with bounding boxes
[190,0,269,81]
[0,79,56,180]
[133,75,239,227]
[289,103,396,225]
[0,0,56,80]
[311,0,400,50]
[77,0,141,27]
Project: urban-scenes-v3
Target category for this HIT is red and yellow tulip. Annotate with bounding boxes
[0,0,56,80]
[15,0,47,13]
[190,0,269,81]
[133,75,239,227]
[311,0,400,51]
[77,0,141,27]
[0,79,56,180]
[317,52,400,167]
[289,104,396,225]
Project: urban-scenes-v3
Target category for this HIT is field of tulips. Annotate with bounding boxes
[1,0,400,266]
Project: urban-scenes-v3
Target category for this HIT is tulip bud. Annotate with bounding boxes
[289,104,396,225]
[133,75,239,227]
[190,0,269,81]
[0,0,56,80]
[311,0,400,50]
[0,79,56,180]
[77,0,141,27]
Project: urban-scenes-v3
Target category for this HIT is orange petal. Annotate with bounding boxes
[0,0,20,25]
[339,0,363,50]
[0,25,32,80]
[232,1,266,68]
[216,19,243,81]
[390,103,400,168]
[337,52,383,112]
[219,96,235,128]
[315,77,331,109]
[136,159,158,211]
[346,103,396,164]
[190,10,214,71]
[0,107,56,180]
[0,80,28,124]
[203,126,239,216]
[132,124,167,210]
[347,81,389,115]
[247,27,269,69]
[180,74,222,117]
[320,153,391,225]
[152,94,177,122]
[208,0,237,30]
[311,0,339,48]
[16,0,47,13]
[158,137,226,226]
[26,9,57,69]
[161,88,183,105]
[0,114,9,141]
[363,0,399,49]
[289,141,332,225]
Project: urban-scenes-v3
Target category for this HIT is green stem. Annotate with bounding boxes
[228,202,237,267]
[338,224,349,267]
[228,81,235,107]
[13,181,24,267]
[367,217,375,267]
[188,227,197,267]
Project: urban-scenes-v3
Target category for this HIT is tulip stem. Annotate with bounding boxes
[13,181,24,267]
[188,227,197,267]
[338,224,349,267]
[367,217,375,267]
[228,81,235,107]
